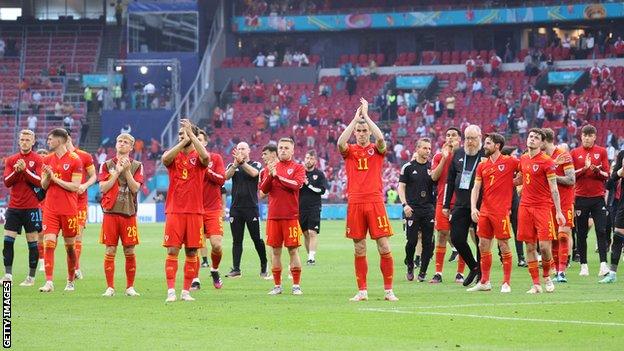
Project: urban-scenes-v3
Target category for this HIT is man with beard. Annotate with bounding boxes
[299,150,327,265]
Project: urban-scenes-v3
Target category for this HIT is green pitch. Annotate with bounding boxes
[9,220,624,350]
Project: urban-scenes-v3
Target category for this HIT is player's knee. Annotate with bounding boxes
[122,246,135,255]
[106,246,117,255]
[167,247,180,256]
[184,248,198,257]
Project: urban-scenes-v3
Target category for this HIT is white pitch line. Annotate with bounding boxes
[361,299,620,311]
[417,311,624,327]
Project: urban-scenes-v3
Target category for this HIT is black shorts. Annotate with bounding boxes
[614,203,624,229]
[299,211,321,233]
[4,208,42,234]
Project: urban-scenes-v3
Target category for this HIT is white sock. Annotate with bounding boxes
[309,251,316,260]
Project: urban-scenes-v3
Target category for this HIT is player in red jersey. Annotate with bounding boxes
[38,128,83,292]
[162,119,209,302]
[259,138,306,295]
[65,132,96,279]
[469,133,519,293]
[542,129,575,283]
[2,130,43,286]
[429,126,466,284]
[517,129,565,294]
[190,130,225,290]
[569,124,610,276]
[337,98,397,302]
[98,133,144,297]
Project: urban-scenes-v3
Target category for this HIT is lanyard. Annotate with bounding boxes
[462,154,478,173]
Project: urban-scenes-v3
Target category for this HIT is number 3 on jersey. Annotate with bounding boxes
[357,158,368,171]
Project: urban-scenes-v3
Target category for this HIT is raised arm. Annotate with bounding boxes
[431,145,451,181]
[337,106,361,153]
[360,98,386,153]
[161,134,187,167]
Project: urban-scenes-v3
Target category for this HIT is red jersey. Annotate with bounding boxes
[519,151,556,208]
[475,155,519,215]
[550,147,575,208]
[202,153,225,212]
[431,152,455,206]
[73,148,95,209]
[341,143,385,204]
[42,151,83,215]
[258,160,305,219]
[568,94,578,108]
[570,145,609,197]
[165,150,208,214]
[3,151,43,209]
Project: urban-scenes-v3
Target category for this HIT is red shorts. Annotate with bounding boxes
[77,208,87,228]
[435,204,451,231]
[552,204,575,232]
[203,210,224,237]
[346,202,393,240]
[517,205,555,243]
[42,212,78,237]
[100,213,139,246]
[163,213,204,248]
[266,219,302,248]
[477,212,512,240]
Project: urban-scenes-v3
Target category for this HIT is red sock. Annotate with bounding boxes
[104,254,115,288]
[272,267,282,286]
[43,240,56,281]
[183,256,198,291]
[193,256,200,279]
[528,260,540,284]
[542,258,552,278]
[502,251,513,284]
[434,245,446,273]
[211,249,222,270]
[125,253,136,289]
[65,244,76,281]
[354,255,368,290]
[551,239,559,270]
[380,252,394,290]
[74,241,82,270]
[37,242,44,260]
[558,233,569,273]
[165,254,178,290]
[457,256,466,274]
[480,251,492,284]
[291,266,301,285]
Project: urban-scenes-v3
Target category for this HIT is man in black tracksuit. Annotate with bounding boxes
[398,138,436,282]
[443,125,485,286]
[299,150,327,265]
[225,142,268,278]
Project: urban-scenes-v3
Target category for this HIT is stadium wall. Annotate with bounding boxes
[101,109,171,144]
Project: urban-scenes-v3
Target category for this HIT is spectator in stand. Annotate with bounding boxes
[434,97,444,121]
[589,61,601,81]
[238,78,250,103]
[445,94,456,119]
[97,147,107,165]
[268,110,279,135]
[31,90,42,114]
[490,52,502,77]
[607,143,616,164]
[601,64,611,82]
[318,82,331,99]
[368,59,378,80]
[615,37,624,58]
[305,123,316,147]
[63,115,74,130]
[114,0,123,26]
[213,106,223,128]
[405,89,417,112]
[517,115,528,140]
[474,55,485,78]
[423,99,434,126]
[27,115,37,130]
[282,50,293,66]
[266,51,276,67]
[96,87,105,111]
[576,97,589,120]
[112,84,122,109]
[454,76,467,97]
[397,103,407,125]
[134,138,144,161]
[225,104,234,128]
[586,32,595,59]
[602,94,615,120]
[465,56,475,78]
[495,97,507,126]
[299,91,308,106]
[149,138,162,160]
[616,94,624,119]
[590,97,602,121]
[416,121,427,138]
[397,124,408,138]
[0,37,4,58]
[471,79,483,96]
[253,81,265,103]
[536,106,546,128]
[269,80,281,103]
[346,74,356,99]
[253,52,266,67]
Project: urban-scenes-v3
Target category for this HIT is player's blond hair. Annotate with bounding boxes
[19,129,35,139]
[117,133,135,145]
[278,137,295,145]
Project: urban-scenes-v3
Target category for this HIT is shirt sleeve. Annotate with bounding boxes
[431,153,441,169]
[399,163,410,183]
[24,155,42,187]
[340,144,352,159]
[205,154,226,186]
[98,162,110,182]
[443,155,457,209]
[72,155,84,179]
[3,156,17,188]
[133,163,145,184]
[545,159,557,180]
[277,165,305,191]
[475,163,483,182]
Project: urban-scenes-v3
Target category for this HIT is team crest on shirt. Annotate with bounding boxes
[208,161,213,168]
[189,158,197,165]
[367,149,374,155]
[576,210,581,216]
[594,153,600,160]
[407,220,413,227]
[498,165,505,171]
[63,164,69,170]
[532,164,539,172]
[287,168,293,175]
[312,175,318,180]
[229,217,234,223]
[29,161,34,168]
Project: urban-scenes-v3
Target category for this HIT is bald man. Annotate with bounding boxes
[224,142,269,278]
